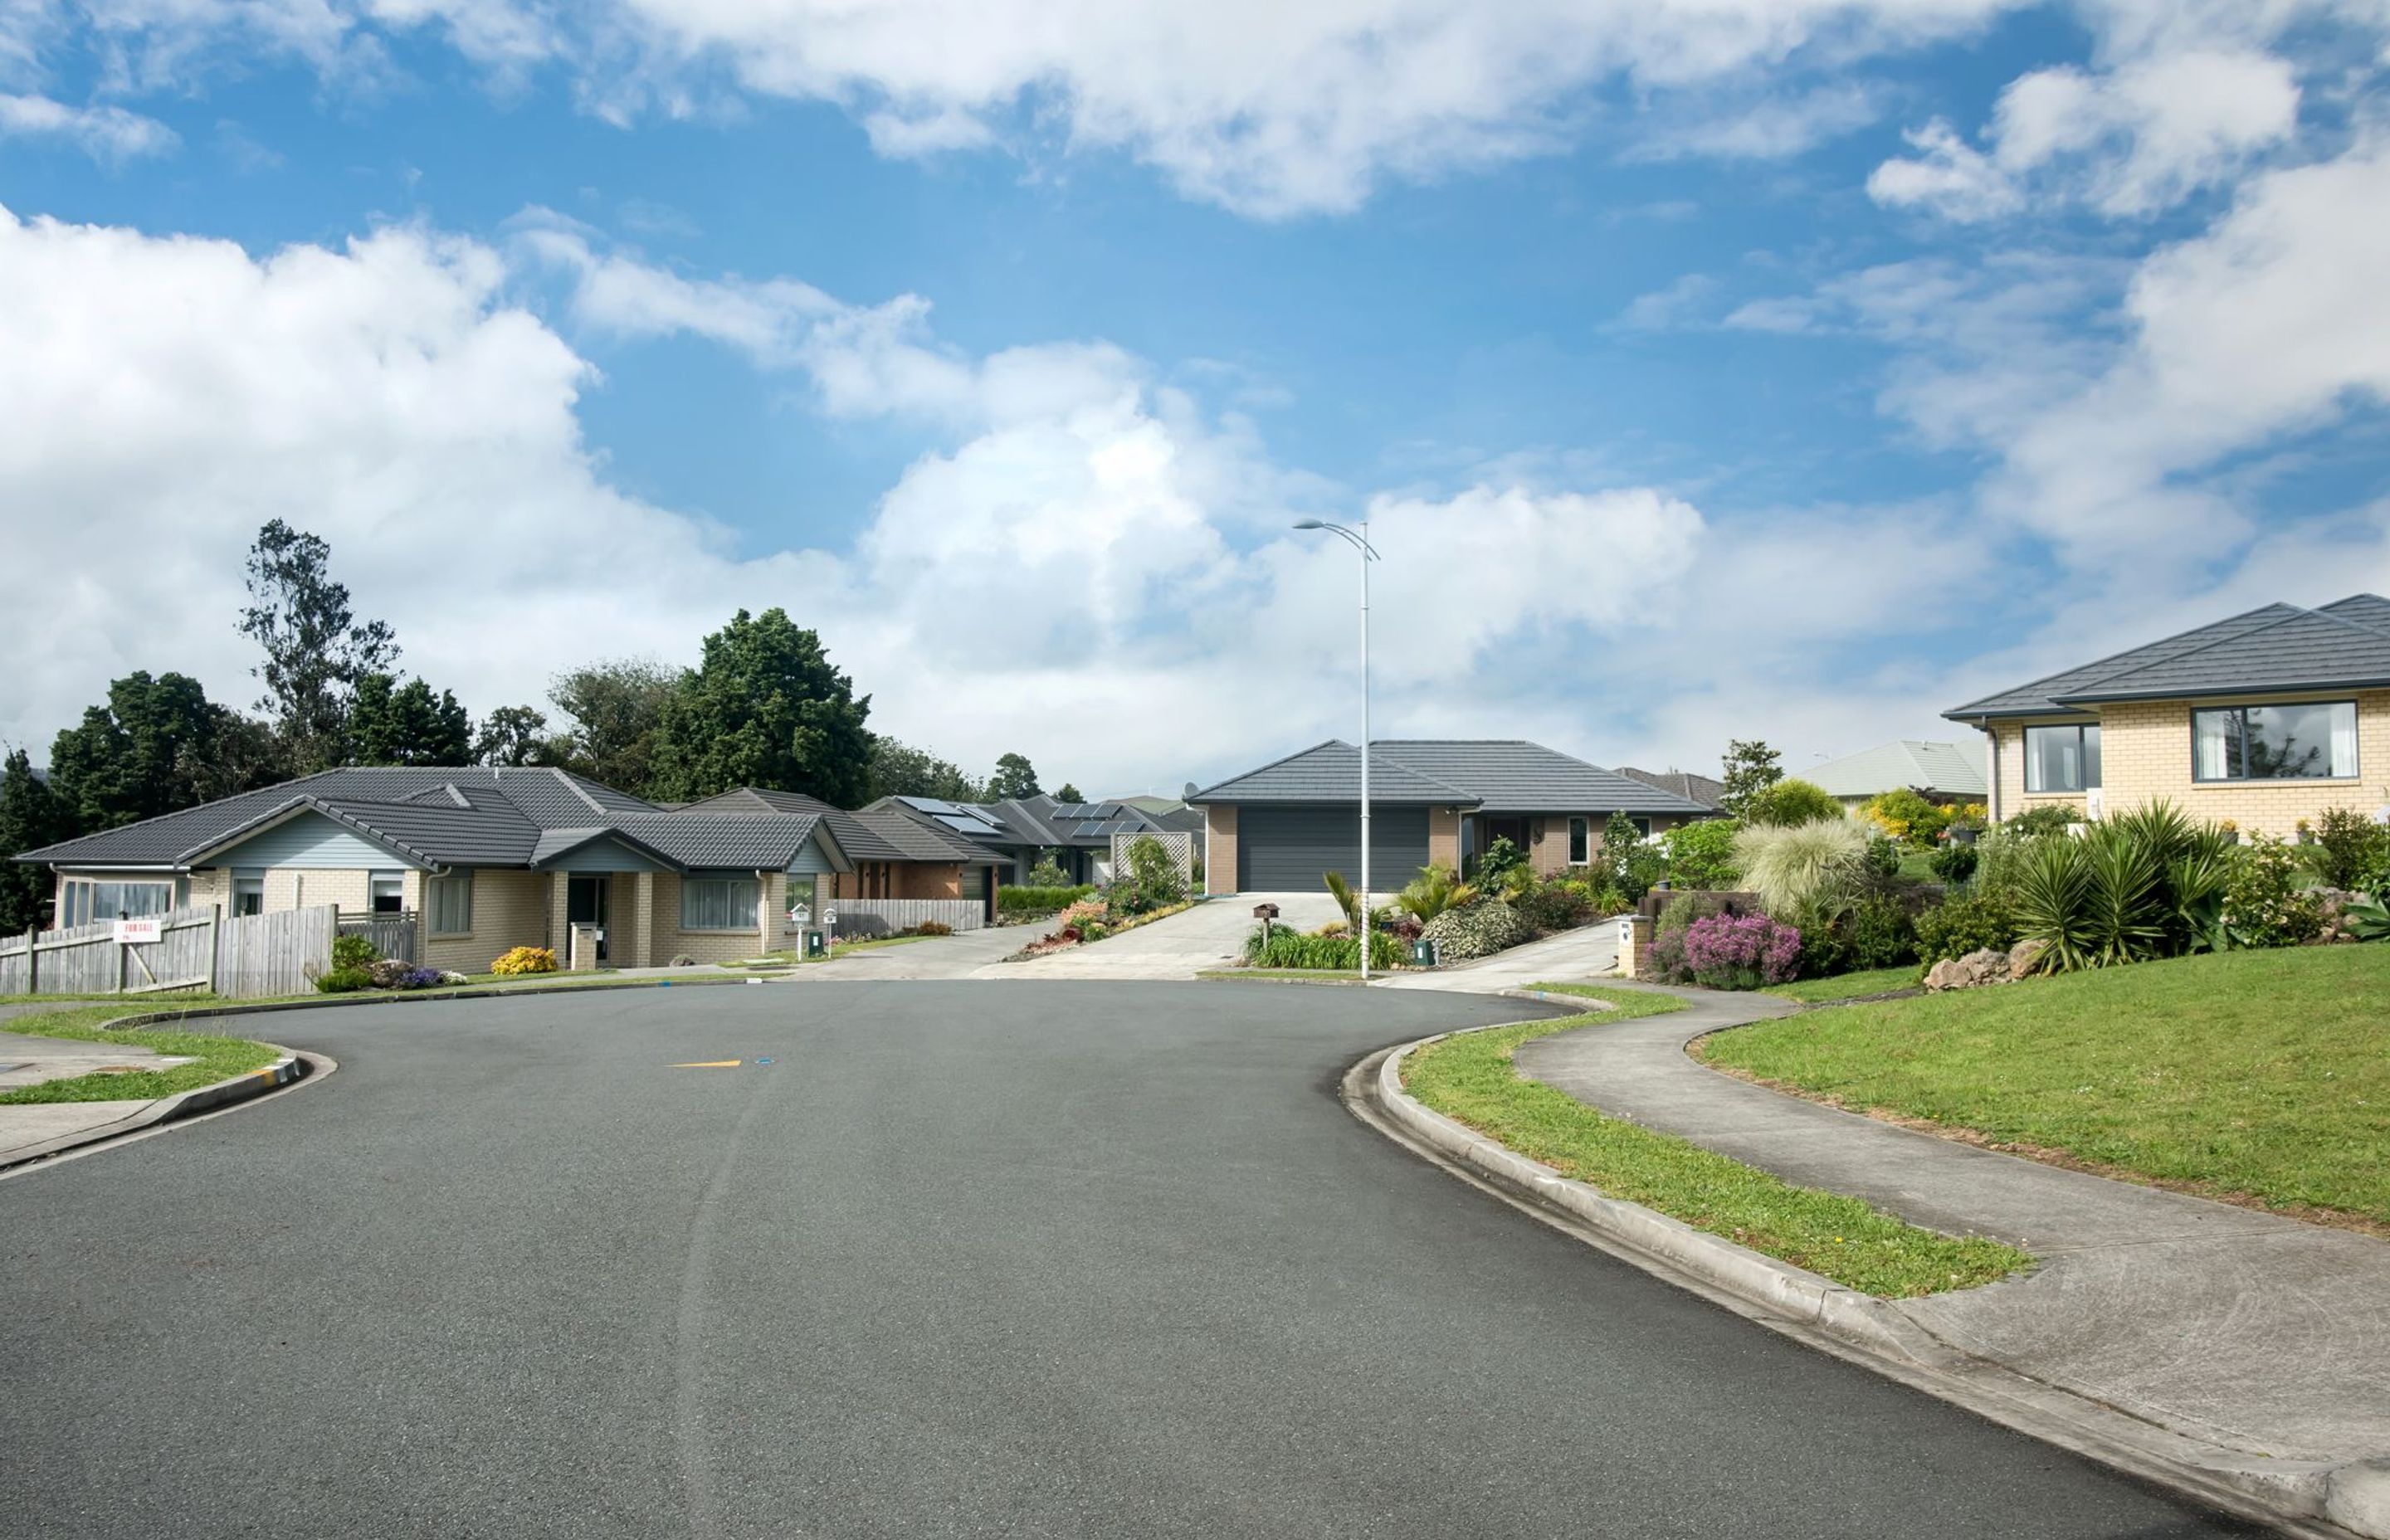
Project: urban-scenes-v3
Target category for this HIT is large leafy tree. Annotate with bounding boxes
[987,752,1041,801]
[650,610,873,806]
[0,749,71,933]
[239,519,399,772]
[348,674,472,767]
[547,657,678,796]
[1054,782,1085,805]
[867,738,985,803]
[47,671,244,830]
[474,705,553,768]
[1718,738,1784,821]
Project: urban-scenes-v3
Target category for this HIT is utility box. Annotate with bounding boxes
[1411,938,1439,967]
[803,929,827,959]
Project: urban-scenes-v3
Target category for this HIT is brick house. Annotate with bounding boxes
[1945,593,2390,839]
[1187,739,1714,895]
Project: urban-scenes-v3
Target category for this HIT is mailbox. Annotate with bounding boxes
[1251,902,1280,920]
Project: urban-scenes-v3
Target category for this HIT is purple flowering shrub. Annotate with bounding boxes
[1679,913,1802,990]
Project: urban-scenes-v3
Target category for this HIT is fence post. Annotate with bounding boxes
[23,926,37,994]
[205,906,221,995]
[116,932,128,996]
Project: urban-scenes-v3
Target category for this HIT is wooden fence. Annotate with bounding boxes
[0,904,337,1000]
[338,910,419,964]
[828,898,986,937]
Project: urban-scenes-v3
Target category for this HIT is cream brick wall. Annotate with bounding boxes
[263,868,371,915]
[2101,690,2390,838]
[1990,720,2092,818]
[1204,804,1238,895]
[1427,807,1459,872]
[646,870,777,965]
[422,868,549,975]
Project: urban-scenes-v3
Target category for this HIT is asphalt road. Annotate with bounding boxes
[1,984,2261,1539]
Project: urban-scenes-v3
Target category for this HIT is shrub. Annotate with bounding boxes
[2222,833,2323,949]
[913,920,954,937]
[1475,836,1525,889]
[1842,894,1918,971]
[1026,857,1071,889]
[1661,818,1740,889]
[332,933,378,972]
[1243,924,1406,970]
[390,965,442,990]
[1743,778,1845,828]
[1680,913,1802,989]
[1734,817,1872,922]
[669,953,697,967]
[1928,841,1979,884]
[1859,787,1948,846]
[1420,899,1533,961]
[1863,834,1901,877]
[2310,806,2390,893]
[2003,804,2082,837]
[1970,826,2044,902]
[1397,863,1478,923]
[999,885,1096,917]
[367,958,417,988]
[1508,874,1593,933]
[315,964,373,993]
[1617,841,1671,904]
[1111,835,1189,917]
[2008,802,2246,973]
[491,945,558,977]
[1914,892,2017,964]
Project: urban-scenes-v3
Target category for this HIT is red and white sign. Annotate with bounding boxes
[112,918,163,944]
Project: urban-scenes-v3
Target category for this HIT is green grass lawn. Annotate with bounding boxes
[1699,945,2390,1228]
[1760,966,1924,1004]
[1402,988,2029,1297]
[0,1001,280,1104]
[1194,968,1370,985]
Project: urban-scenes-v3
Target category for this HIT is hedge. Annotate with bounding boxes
[998,884,1097,916]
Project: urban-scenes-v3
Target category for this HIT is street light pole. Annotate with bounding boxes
[1293,518,1381,980]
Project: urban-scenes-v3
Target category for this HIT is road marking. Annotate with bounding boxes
[670,1060,744,1069]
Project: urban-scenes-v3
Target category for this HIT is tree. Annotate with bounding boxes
[547,657,677,796]
[1744,777,1846,828]
[47,671,237,830]
[867,738,985,803]
[1718,738,1784,820]
[1054,782,1085,805]
[988,752,1041,801]
[0,749,71,933]
[475,706,552,768]
[648,609,873,806]
[348,674,472,767]
[239,520,398,771]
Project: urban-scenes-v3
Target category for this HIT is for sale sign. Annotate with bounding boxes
[113,918,163,944]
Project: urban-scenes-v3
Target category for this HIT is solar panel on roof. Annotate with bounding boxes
[900,796,959,815]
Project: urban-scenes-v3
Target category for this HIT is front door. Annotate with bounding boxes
[567,875,609,962]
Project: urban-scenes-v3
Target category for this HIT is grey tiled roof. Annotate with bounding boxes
[847,807,993,863]
[602,815,834,870]
[1612,767,1727,810]
[1945,597,2390,719]
[1188,740,1711,815]
[1803,741,1987,800]
[671,787,924,864]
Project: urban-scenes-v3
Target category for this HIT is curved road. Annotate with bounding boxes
[1,985,2259,1538]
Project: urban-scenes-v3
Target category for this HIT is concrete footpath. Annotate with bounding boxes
[0,1026,310,1172]
[1495,982,2390,1533]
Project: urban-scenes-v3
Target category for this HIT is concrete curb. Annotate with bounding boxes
[0,1048,315,1173]
[49,972,766,1036]
[1354,1016,2381,1539]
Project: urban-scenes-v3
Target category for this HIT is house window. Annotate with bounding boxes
[681,876,760,931]
[369,871,405,914]
[2025,724,2101,793]
[1567,817,1590,865]
[58,879,173,929]
[233,872,265,918]
[2193,701,2357,782]
[427,873,473,936]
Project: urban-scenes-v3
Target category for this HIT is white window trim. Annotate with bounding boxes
[2189,699,2360,784]
[2024,722,2101,795]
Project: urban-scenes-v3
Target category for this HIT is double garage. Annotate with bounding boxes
[1233,804,1430,891]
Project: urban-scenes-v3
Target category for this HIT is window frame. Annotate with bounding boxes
[2023,723,2102,794]
[368,870,406,915]
[1566,816,1590,865]
[2190,699,2358,784]
[426,872,474,937]
[680,875,762,933]
[59,877,175,930]
[232,870,266,919]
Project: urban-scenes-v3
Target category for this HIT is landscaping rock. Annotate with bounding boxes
[1926,948,2012,992]
[2311,887,2364,944]
[2006,938,2046,979]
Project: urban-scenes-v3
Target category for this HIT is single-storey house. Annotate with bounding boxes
[15,766,997,971]
[674,787,1004,909]
[1804,740,1987,814]
[1945,592,2390,839]
[1612,766,1726,811]
[1187,739,1714,895]
[862,793,1184,886]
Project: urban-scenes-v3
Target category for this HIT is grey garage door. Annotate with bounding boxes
[1236,804,1431,892]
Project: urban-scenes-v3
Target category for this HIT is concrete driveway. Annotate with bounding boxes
[982,892,1342,979]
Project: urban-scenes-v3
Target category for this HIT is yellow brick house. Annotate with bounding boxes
[1946,593,2390,840]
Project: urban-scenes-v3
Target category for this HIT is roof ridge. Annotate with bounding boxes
[1949,600,2300,716]
[1187,739,1348,801]
[2049,602,2352,701]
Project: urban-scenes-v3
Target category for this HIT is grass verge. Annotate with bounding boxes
[1,1002,280,1105]
[1759,966,1924,1005]
[1195,968,1370,985]
[1698,944,2390,1231]
[1402,987,2029,1297]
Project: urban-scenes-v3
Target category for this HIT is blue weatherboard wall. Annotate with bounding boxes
[210,811,412,870]
[788,837,837,876]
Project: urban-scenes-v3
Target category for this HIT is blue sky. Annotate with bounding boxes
[2,1,2386,793]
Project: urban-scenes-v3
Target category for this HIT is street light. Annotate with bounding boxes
[1293,518,1383,978]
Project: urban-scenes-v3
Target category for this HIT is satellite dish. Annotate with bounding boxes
[1182,782,1197,799]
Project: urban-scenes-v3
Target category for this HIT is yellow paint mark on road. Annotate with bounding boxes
[671,1060,744,1069]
